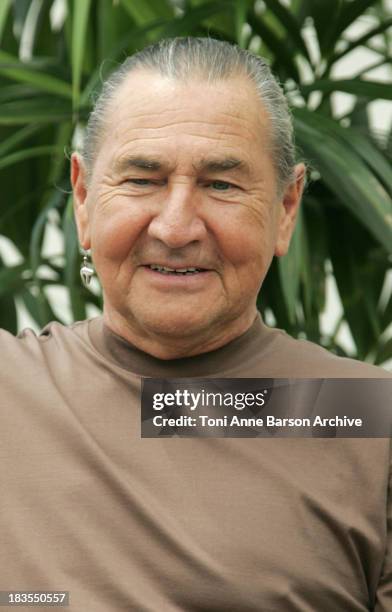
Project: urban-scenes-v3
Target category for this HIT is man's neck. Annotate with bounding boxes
[102,308,258,360]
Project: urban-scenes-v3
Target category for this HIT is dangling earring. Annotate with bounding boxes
[80,250,94,287]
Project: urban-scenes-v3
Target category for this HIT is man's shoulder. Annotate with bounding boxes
[0,318,92,363]
[251,324,392,378]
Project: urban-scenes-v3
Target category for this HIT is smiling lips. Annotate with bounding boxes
[145,264,209,275]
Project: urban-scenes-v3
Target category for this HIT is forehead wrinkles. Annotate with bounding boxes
[94,73,274,180]
[110,107,260,144]
[105,118,264,179]
[108,111,269,167]
[111,123,256,154]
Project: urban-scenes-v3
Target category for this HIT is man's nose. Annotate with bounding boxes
[147,184,207,248]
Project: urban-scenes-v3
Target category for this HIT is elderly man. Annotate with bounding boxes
[0,38,391,611]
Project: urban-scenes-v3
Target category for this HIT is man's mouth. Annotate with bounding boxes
[146,264,208,276]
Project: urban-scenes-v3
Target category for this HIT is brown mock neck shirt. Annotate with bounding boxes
[0,315,391,611]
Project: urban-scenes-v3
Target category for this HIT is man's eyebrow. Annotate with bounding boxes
[195,157,250,174]
[113,155,250,174]
[114,156,164,173]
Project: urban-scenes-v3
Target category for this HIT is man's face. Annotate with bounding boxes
[72,70,303,353]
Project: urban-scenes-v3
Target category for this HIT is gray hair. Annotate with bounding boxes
[82,37,297,193]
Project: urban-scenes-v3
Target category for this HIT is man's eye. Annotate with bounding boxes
[127,178,153,186]
[210,181,233,191]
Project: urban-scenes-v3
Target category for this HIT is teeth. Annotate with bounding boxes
[149,264,201,274]
[149,265,173,272]
[176,267,197,272]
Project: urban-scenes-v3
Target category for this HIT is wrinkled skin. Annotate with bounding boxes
[72,70,305,359]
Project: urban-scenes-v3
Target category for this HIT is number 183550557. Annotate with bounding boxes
[0,591,69,606]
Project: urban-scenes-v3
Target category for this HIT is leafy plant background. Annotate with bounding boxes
[0,0,391,366]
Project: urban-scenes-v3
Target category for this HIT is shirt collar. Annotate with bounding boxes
[88,313,273,377]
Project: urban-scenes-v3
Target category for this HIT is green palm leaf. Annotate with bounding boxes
[0,51,72,98]
[72,0,92,108]
[0,97,74,124]
[294,108,392,253]
[301,78,392,100]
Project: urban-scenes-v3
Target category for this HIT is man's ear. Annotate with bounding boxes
[71,152,91,250]
[274,163,306,257]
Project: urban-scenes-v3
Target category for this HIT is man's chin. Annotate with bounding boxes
[135,311,213,340]
[104,299,252,359]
